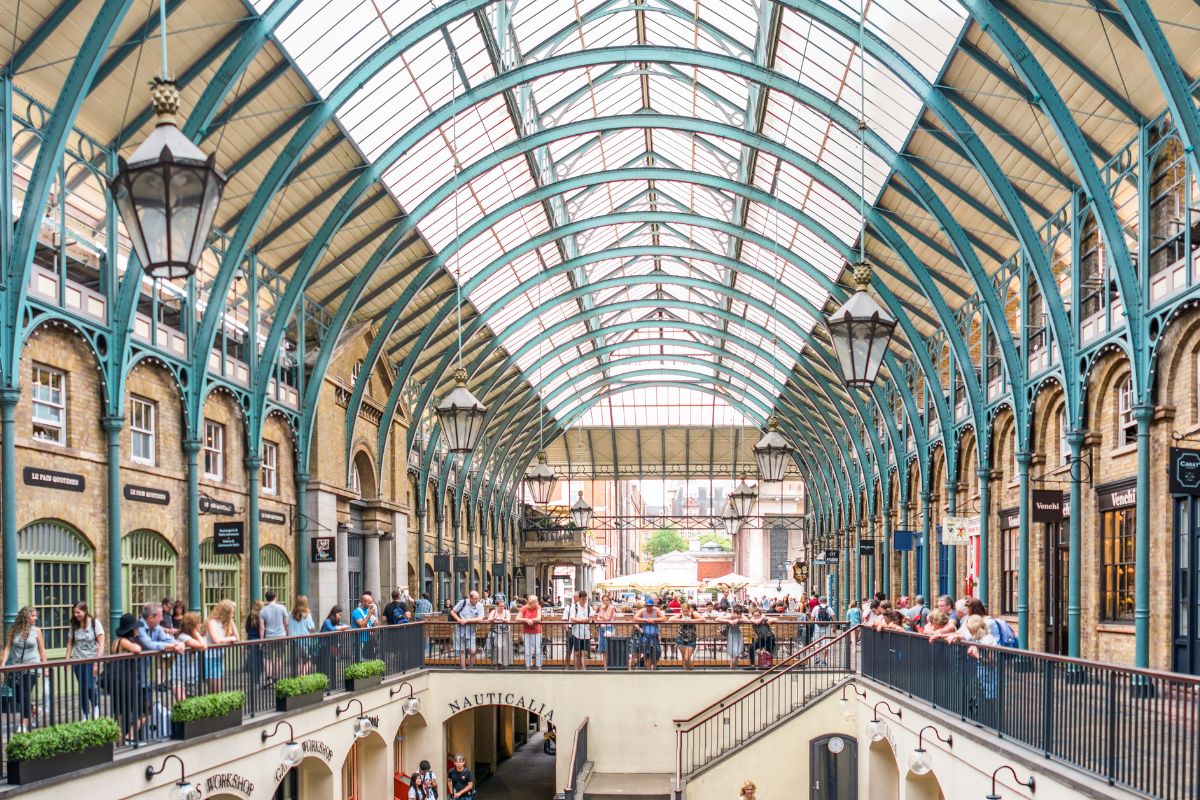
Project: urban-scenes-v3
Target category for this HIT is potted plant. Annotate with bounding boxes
[170,691,245,740]
[275,673,329,712]
[7,718,119,784]
[344,659,385,692]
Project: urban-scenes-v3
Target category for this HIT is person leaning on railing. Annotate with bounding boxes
[2,606,46,733]
[66,601,104,719]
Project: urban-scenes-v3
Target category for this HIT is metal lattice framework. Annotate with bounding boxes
[3,0,1199,665]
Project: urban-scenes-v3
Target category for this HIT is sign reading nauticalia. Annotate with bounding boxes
[448,693,555,721]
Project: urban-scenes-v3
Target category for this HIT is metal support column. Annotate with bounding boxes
[246,456,262,602]
[103,416,124,631]
[435,509,445,608]
[1016,451,1032,648]
[1,389,18,625]
[1133,405,1153,668]
[184,437,202,612]
[920,491,933,604]
[416,507,427,599]
[945,480,957,597]
[882,503,892,598]
[295,471,310,597]
[977,466,990,607]
[1067,431,1085,658]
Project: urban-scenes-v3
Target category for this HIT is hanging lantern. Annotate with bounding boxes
[729,477,758,519]
[824,261,897,389]
[720,500,743,537]
[436,368,487,453]
[754,416,793,482]
[570,490,593,529]
[109,78,225,279]
[524,451,557,506]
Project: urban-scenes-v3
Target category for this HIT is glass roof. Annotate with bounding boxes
[257,0,966,427]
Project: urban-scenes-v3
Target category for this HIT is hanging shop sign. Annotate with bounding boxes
[792,560,808,583]
[124,484,169,505]
[492,563,507,578]
[1170,448,1200,495]
[23,467,84,492]
[940,516,974,545]
[1097,478,1137,512]
[311,536,335,563]
[1031,489,1064,522]
[433,554,451,572]
[514,566,527,580]
[892,530,915,552]
[823,549,840,563]
[199,496,236,515]
[454,556,470,572]
[212,521,244,555]
[858,540,875,556]
[999,507,1019,530]
[259,509,287,525]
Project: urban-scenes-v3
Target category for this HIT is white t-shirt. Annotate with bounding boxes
[564,602,592,638]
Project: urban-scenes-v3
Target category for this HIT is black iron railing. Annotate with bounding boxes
[562,716,589,800]
[0,623,423,778]
[423,619,848,670]
[860,627,1200,800]
[672,627,859,791]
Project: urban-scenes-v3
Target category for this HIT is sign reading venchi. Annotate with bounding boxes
[448,693,554,721]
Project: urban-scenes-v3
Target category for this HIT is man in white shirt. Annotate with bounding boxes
[564,590,593,671]
[450,591,486,669]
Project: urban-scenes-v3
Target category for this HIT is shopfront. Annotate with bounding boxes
[1169,447,1200,675]
[1096,478,1137,627]
[1033,490,1067,655]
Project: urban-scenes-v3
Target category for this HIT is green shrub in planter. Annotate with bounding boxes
[344,660,385,682]
[7,718,119,783]
[7,718,119,763]
[276,673,329,700]
[344,659,386,691]
[171,691,245,723]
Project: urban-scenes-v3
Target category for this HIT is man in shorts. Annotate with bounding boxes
[564,590,593,671]
[449,591,485,669]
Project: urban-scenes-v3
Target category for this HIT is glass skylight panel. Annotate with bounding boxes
[520,2,636,62]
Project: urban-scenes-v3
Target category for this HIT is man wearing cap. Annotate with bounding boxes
[633,596,668,670]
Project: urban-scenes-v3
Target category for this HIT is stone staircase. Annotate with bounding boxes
[581,769,674,799]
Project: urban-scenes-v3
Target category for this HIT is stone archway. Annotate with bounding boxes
[867,740,900,799]
[905,770,947,800]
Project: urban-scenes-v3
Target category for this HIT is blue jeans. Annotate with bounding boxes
[73,663,98,716]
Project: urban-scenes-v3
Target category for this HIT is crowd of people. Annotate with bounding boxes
[436,590,840,672]
[848,591,1018,652]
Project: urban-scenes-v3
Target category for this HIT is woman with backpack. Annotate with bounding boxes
[66,601,104,718]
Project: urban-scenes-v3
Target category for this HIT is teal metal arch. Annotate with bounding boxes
[421,286,882,518]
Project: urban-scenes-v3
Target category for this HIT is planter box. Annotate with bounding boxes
[277,689,325,713]
[345,674,383,693]
[171,709,242,741]
[8,743,113,785]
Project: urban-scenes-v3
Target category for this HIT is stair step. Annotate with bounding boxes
[582,771,674,800]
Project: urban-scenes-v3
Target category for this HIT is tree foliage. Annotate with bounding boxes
[645,527,688,558]
[699,532,733,551]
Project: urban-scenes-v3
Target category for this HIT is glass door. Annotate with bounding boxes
[1044,522,1068,655]
[1173,498,1200,675]
[810,735,857,799]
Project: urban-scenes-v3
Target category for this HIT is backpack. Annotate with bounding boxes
[991,618,1018,648]
[816,605,834,623]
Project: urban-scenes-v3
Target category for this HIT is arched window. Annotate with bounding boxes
[1117,376,1136,447]
[1058,408,1069,467]
[123,529,177,614]
[200,538,241,619]
[18,521,93,653]
[260,545,291,604]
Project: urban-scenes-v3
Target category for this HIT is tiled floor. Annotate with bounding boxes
[477,731,557,799]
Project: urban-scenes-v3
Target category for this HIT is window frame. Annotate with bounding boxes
[1000,525,1019,615]
[30,364,66,446]
[1100,507,1136,622]
[129,395,156,466]
[203,419,225,481]
[262,440,278,495]
[1058,408,1069,467]
[1117,377,1136,447]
